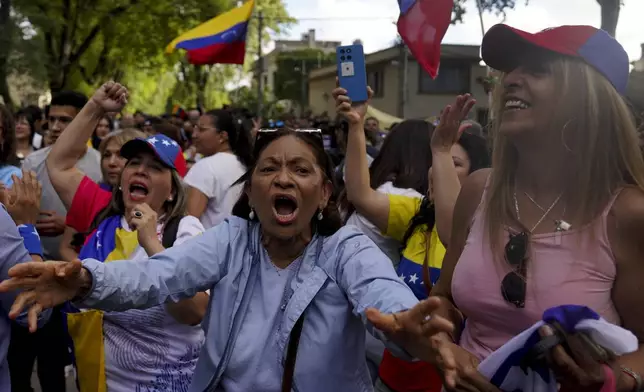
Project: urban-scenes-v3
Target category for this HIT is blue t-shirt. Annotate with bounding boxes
[0,165,21,187]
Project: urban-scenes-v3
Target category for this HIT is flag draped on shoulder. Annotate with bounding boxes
[397,0,454,79]
[166,0,255,65]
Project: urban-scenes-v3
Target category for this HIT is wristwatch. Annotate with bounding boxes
[621,366,644,391]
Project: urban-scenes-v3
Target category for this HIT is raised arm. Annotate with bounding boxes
[430,168,489,341]
[333,82,390,233]
[430,95,476,245]
[46,82,128,209]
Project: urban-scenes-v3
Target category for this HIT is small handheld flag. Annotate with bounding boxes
[397,0,454,79]
[166,0,255,65]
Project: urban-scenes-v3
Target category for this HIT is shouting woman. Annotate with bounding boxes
[0,86,456,392]
[43,83,208,392]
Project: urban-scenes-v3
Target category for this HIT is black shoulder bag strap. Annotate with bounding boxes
[281,235,323,392]
[281,313,306,392]
[162,216,182,249]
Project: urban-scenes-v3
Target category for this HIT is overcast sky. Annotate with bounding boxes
[279,0,644,63]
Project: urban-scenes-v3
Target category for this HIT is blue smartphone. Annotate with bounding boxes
[336,44,368,103]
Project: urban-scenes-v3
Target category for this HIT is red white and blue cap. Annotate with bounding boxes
[482,24,630,94]
[120,134,188,177]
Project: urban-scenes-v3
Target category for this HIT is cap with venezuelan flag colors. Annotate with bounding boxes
[120,134,187,177]
[481,24,630,94]
[165,0,255,65]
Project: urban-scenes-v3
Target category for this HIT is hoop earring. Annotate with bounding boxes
[249,208,255,220]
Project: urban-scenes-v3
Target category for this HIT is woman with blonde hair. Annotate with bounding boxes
[45,83,207,392]
[421,25,644,391]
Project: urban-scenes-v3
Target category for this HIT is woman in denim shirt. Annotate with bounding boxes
[1,84,456,392]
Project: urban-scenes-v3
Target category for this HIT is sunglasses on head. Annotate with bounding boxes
[501,231,529,308]
[254,128,324,149]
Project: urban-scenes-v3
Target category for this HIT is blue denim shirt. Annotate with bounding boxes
[0,206,51,392]
[79,217,419,392]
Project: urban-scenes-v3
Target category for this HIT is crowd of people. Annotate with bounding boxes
[0,23,642,392]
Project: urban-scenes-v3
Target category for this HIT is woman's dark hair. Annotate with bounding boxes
[400,131,491,248]
[231,129,342,236]
[91,115,115,149]
[14,108,37,145]
[0,104,19,166]
[50,91,88,111]
[339,119,435,221]
[152,121,183,145]
[204,109,253,167]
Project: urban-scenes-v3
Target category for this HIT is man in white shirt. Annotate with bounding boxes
[22,91,102,261]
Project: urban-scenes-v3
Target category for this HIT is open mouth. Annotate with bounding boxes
[504,97,531,112]
[128,181,149,202]
[272,194,299,225]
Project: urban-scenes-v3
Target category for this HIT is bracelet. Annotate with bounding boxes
[621,366,644,392]
[17,224,43,257]
[600,364,617,392]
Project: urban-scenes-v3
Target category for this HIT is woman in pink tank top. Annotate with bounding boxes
[427,25,644,392]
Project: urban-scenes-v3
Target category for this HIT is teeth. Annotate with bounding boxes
[505,99,529,109]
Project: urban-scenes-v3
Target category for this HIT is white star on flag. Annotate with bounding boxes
[148,137,158,144]
[171,140,178,146]
[162,139,171,146]
[408,273,419,284]
[97,241,102,248]
[399,273,405,281]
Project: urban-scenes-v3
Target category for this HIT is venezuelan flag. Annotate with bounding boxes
[166,0,255,65]
[63,215,140,392]
[172,104,188,120]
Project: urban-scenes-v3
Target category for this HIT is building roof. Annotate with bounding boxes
[309,43,481,80]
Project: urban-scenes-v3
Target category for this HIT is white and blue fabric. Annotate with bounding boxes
[478,305,638,392]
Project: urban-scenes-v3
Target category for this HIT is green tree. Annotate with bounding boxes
[161,0,293,112]
[0,0,13,107]
[8,0,291,113]
[273,49,335,105]
[12,0,234,93]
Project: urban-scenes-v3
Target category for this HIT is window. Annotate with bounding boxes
[367,68,385,98]
[418,61,470,95]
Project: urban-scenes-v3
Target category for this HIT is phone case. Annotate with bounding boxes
[336,44,368,103]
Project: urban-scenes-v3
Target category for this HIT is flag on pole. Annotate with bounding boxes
[397,0,454,79]
[166,0,255,65]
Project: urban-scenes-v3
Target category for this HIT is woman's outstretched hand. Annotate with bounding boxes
[366,297,456,367]
[431,94,476,154]
[367,296,500,391]
[332,77,373,126]
[0,260,90,332]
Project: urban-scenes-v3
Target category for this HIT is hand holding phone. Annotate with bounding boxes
[336,44,368,103]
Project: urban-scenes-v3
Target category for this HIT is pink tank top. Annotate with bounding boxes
[451,186,621,361]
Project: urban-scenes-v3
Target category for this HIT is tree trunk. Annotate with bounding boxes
[597,0,621,37]
[196,65,206,109]
[0,0,14,109]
